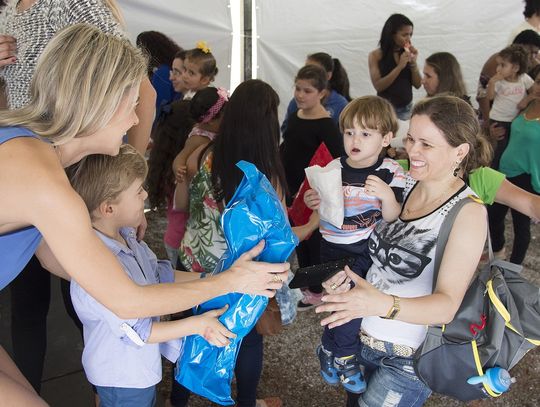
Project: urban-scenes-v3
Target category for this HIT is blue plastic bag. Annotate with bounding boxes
[176,160,298,405]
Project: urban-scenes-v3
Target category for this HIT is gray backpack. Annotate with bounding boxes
[413,197,540,401]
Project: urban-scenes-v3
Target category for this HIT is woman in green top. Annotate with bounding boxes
[488,64,540,264]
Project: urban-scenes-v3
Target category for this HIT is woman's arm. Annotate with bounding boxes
[368,49,407,93]
[407,46,422,89]
[126,77,155,154]
[495,178,540,221]
[3,140,287,319]
[316,202,486,328]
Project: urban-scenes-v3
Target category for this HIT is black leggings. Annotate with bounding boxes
[170,327,263,407]
[488,173,538,264]
[9,255,83,393]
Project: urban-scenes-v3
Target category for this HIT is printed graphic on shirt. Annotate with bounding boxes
[367,221,436,293]
[320,157,405,245]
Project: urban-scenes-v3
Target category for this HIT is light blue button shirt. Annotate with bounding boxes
[70,227,183,388]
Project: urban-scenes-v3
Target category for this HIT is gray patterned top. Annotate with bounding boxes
[0,0,124,109]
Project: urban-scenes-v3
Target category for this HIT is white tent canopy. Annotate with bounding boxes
[119,0,524,121]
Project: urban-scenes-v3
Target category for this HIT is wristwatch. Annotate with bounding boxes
[382,295,400,320]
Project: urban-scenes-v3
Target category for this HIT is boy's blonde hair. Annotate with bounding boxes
[67,145,148,219]
[0,23,147,145]
[339,95,398,136]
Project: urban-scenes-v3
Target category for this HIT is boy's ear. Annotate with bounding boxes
[97,200,115,218]
[382,131,393,147]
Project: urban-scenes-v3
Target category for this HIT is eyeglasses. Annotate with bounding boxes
[170,68,182,77]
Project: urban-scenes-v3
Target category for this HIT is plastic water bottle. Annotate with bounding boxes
[467,367,516,393]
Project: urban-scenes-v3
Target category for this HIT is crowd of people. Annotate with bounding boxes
[1,1,540,407]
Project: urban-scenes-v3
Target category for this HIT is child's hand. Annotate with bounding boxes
[491,72,504,83]
[194,305,236,347]
[172,154,187,183]
[364,175,393,202]
[303,188,321,210]
[174,165,187,183]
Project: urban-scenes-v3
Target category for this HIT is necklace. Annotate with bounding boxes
[403,179,460,217]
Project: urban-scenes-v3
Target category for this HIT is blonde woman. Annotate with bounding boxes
[0,24,288,406]
[0,0,156,393]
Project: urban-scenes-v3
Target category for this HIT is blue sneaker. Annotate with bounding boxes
[316,345,339,385]
[334,355,366,394]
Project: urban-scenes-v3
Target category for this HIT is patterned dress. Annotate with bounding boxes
[0,0,124,109]
[179,152,226,273]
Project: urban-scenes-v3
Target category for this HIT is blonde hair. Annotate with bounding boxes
[0,23,147,145]
[67,144,148,218]
[412,96,493,176]
[339,95,398,136]
[103,0,126,28]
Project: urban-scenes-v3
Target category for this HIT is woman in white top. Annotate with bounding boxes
[316,96,491,407]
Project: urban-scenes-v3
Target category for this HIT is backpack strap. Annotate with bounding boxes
[432,196,475,293]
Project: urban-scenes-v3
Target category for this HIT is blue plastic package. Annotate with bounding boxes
[176,160,298,405]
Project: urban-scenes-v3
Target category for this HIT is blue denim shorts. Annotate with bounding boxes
[96,385,156,407]
[355,340,431,407]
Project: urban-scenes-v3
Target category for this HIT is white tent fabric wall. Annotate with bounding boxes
[255,0,523,123]
[118,0,234,91]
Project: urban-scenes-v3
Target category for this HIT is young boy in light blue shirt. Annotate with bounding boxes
[68,145,234,407]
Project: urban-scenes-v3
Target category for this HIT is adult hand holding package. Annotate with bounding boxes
[304,160,343,228]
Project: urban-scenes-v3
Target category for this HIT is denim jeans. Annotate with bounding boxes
[347,341,431,407]
[320,239,371,357]
[96,385,156,407]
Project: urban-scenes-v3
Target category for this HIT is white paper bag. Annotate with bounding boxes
[304,160,343,228]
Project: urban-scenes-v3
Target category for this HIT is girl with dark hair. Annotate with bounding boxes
[181,42,219,99]
[487,44,533,169]
[281,52,350,133]
[148,87,226,268]
[368,13,422,120]
[173,79,316,407]
[172,87,227,183]
[136,30,183,115]
[281,65,343,309]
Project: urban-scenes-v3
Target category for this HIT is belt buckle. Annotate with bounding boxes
[369,336,375,349]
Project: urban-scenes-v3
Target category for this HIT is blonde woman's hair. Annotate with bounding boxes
[0,23,147,145]
[339,95,398,136]
[67,144,148,219]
